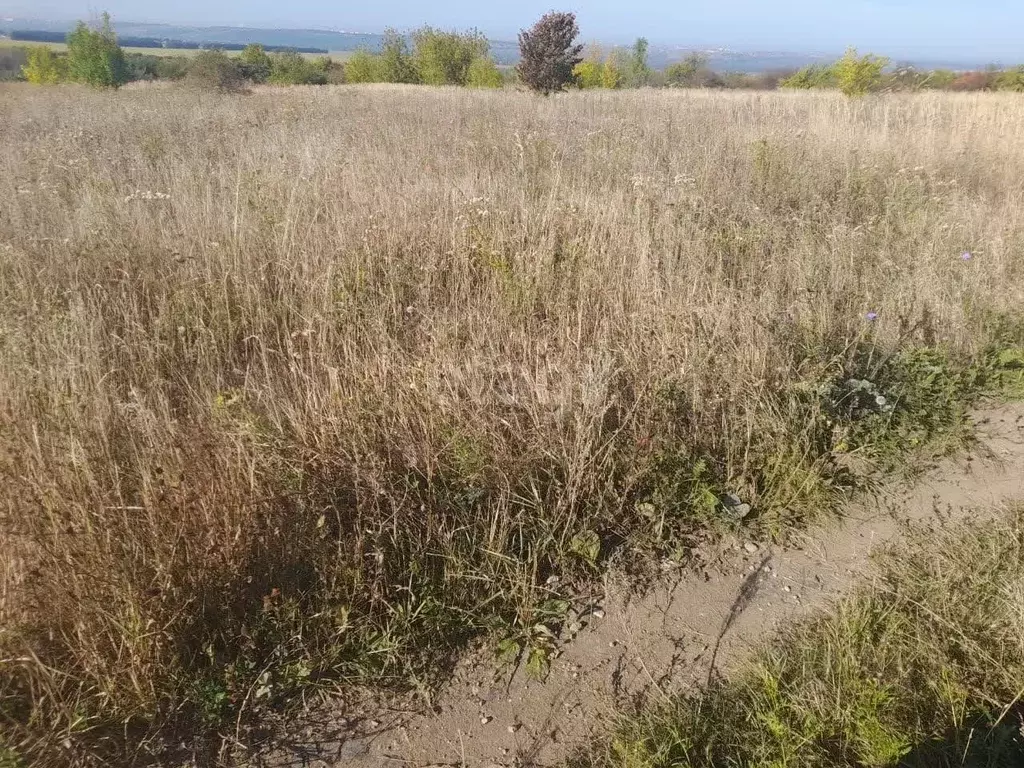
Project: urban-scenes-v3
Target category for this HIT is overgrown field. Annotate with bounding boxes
[1,85,1023,765]
[577,509,1024,768]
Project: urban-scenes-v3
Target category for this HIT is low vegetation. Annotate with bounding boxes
[576,508,1024,767]
[1,82,1023,765]
[15,10,1024,93]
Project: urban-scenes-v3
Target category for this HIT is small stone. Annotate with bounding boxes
[744,542,759,554]
[592,609,606,619]
[339,739,368,759]
[784,585,792,592]
[507,724,519,733]
[480,716,492,725]
[608,640,619,648]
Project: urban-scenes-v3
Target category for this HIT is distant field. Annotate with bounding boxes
[1,38,354,59]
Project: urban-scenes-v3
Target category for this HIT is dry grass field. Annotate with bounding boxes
[1,83,1023,765]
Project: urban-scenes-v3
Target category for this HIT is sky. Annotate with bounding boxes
[10,0,1024,59]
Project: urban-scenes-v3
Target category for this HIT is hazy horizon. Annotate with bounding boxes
[7,1,1024,60]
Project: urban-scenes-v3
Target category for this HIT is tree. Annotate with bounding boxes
[185,49,244,92]
[379,28,419,84]
[21,46,66,84]
[833,47,888,97]
[628,37,651,87]
[780,63,838,89]
[996,66,1024,92]
[517,11,583,94]
[665,53,708,87]
[345,49,383,83]
[66,12,128,88]
[573,58,602,89]
[269,51,328,85]
[601,56,623,89]
[238,43,272,83]
[413,27,489,85]
[466,57,504,88]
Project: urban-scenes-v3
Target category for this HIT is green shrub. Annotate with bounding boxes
[664,53,708,87]
[20,45,66,84]
[65,12,128,88]
[238,43,272,84]
[412,26,489,86]
[627,37,651,87]
[834,47,889,97]
[577,510,1024,768]
[781,62,837,89]
[269,51,327,85]
[125,52,188,81]
[185,49,244,92]
[344,49,383,83]
[601,56,624,89]
[378,28,419,84]
[996,66,1024,92]
[466,56,503,88]
[573,58,602,89]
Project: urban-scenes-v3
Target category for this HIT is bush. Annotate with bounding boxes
[412,26,489,86]
[185,49,244,92]
[125,52,188,82]
[601,57,624,89]
[378,28,419,84]
[466,56,503,88]
[573,58,602,89]
[996,66,1024,92]
[627,37,651,88]
[65,12,128,88]
[344,49,383,83]
[664,53,707,87]
[834,47,889,96]
[781,62,838,89]
[238,43,272,84]
[269,51,327,85]
[517,11,583,94]
[949,70,998,91]
[0,45,29,81]
[20,45,66,84]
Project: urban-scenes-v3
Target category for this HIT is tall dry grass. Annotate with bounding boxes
[1,84,1023,764]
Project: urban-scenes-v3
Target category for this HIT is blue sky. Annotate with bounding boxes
[12,0,1024,58]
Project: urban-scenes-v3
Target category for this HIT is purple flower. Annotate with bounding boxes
[866,311,879,321]
[961,251,973,261]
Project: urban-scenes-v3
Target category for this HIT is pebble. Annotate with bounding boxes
[744,542,759,554]
[480,716,492,725]
[338,740,368,759]
[592,609,605,619]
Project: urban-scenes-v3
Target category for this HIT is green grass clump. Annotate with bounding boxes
[576,510,1024,768]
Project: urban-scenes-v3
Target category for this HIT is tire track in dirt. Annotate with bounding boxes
[258,403,1024,768]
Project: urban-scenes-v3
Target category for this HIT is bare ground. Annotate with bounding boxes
[255,403,1024,768]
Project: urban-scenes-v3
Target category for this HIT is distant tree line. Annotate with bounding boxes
[10,28,327,53]
[14,10,1024,95]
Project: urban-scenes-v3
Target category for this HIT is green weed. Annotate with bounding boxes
[575,510,1024,768]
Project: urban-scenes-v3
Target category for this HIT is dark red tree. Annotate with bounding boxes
[517,11,583,94]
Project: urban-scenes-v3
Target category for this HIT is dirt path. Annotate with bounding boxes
[258,403,1024,768]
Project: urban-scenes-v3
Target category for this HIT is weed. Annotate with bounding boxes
[576,509,1024,768]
